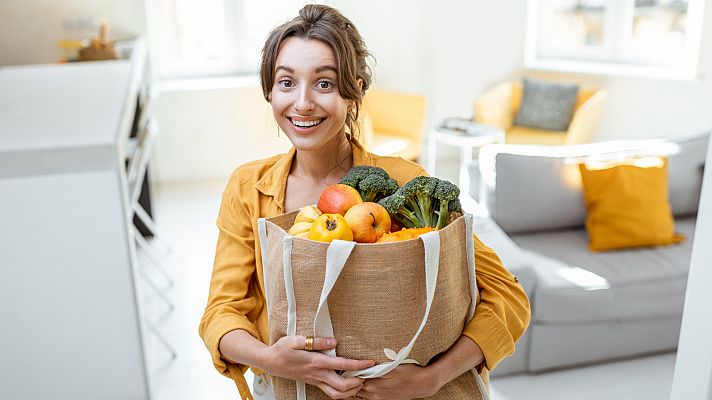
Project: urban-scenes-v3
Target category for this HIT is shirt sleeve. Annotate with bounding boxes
[462,234,531,371]
[198,182,264,380]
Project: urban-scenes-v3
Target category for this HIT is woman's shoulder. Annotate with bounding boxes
[224,151,290,193]
[368,153,428,186]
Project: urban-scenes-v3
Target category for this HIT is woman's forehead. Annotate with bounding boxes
[275,37,337,74]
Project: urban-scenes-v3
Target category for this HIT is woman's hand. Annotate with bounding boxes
[355,364,441,400]
[261,335,376,399]
[356,336,486,400]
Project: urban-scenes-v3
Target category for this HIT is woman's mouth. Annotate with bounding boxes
[290,118,324,128]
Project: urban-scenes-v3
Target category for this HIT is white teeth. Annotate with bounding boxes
[292,119,322,127]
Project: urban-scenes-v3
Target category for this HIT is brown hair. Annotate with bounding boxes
[259,4,372,139]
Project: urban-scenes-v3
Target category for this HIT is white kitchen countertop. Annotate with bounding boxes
[0,40,145,177]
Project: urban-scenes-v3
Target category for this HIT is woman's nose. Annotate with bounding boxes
[294,87,315,113]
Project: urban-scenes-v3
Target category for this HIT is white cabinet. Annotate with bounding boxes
[0,40,152,399]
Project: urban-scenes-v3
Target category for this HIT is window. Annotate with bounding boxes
[525,0,706,79]
[148,0,306,80]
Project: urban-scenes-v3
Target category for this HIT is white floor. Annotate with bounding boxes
[146,179,676,400]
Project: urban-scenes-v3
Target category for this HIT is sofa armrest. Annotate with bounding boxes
[474,82,515,131]
[565,88,607,144]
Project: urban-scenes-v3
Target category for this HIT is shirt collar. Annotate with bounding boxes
[254,138,373,210]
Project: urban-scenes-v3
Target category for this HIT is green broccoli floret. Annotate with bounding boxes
[339,166,398,203]
[401,176,440,227]
[378,176,462,229]
[378,188,422,229]
[433,180,462,229]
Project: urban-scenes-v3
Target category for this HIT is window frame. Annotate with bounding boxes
[146,0,307,83]
[524,0,706,80]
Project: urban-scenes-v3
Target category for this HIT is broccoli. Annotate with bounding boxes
[378,176,463,229]
[402,176,439,227]
[339,166,398,203]
[433,179,462,229]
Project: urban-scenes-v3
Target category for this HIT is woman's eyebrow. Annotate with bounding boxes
[275,65,337,74]
[315,65,337,74]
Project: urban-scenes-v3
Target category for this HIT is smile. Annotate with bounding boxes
[290,118,323,128]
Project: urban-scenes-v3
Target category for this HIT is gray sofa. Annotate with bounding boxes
[467,131,709,376]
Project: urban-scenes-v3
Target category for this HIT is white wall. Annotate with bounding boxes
[152,84,292,183]
[0,0,146,66]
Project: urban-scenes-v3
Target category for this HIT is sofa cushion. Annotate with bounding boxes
[511,217,695,324]
[514,78,579,131]
[579,158,684,251]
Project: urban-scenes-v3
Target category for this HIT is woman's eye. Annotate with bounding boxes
[278,79,293,88]
[317,80,333,90]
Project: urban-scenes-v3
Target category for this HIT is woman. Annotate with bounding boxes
[199,4,530,400]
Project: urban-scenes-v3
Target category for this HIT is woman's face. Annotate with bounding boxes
[270,37,350,152]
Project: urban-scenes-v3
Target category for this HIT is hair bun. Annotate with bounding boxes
[299,4,330,24]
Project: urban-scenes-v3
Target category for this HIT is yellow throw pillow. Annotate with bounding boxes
[578,157,685,251]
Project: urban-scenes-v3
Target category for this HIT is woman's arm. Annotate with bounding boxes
[220,329,374,399]
[461,234,530,371]
[356,336,484,400]
[200,177,376,399]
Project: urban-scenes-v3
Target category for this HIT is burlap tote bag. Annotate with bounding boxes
[257,211,490,400]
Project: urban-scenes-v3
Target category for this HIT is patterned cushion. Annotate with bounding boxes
[514,78,579,131]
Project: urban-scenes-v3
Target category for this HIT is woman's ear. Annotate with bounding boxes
[357,79,363,92]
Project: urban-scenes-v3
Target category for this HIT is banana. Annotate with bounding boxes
[288,221,314,237]
[293,231,310,239]
[294,205,322,224]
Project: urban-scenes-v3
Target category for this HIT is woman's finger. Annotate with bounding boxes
[312,337,339,351]
[316,381,364,399]
[289,335,337,351]
[317,370,364,392]
[313,353,376,371]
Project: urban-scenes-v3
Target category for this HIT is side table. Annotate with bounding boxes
[426,123,504,193]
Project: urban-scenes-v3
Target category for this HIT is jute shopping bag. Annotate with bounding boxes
[257,211,489,400]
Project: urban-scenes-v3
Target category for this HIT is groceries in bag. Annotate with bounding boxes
[287,166,464,245]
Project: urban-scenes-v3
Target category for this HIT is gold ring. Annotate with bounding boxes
[304,336,314,352]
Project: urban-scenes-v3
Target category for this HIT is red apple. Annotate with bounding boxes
[344,202,391,243]
[317,184,363,215]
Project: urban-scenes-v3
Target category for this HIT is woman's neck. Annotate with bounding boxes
[290,132,353,185]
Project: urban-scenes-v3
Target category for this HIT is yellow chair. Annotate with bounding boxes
[474,80,607,145]
[359,89,427,161]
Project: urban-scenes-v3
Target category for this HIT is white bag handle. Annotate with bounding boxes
[279,235,309,400]
[312,240,357,357]
[306,231,441,380]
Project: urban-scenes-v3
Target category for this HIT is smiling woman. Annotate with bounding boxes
[268,38,351,156]
[198,4,530,400]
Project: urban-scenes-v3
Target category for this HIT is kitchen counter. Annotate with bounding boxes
[0,39,152,400]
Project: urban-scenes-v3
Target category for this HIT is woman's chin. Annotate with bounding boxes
[286,132,341,153]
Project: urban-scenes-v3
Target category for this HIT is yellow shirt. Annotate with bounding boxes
[199,139,530,399]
